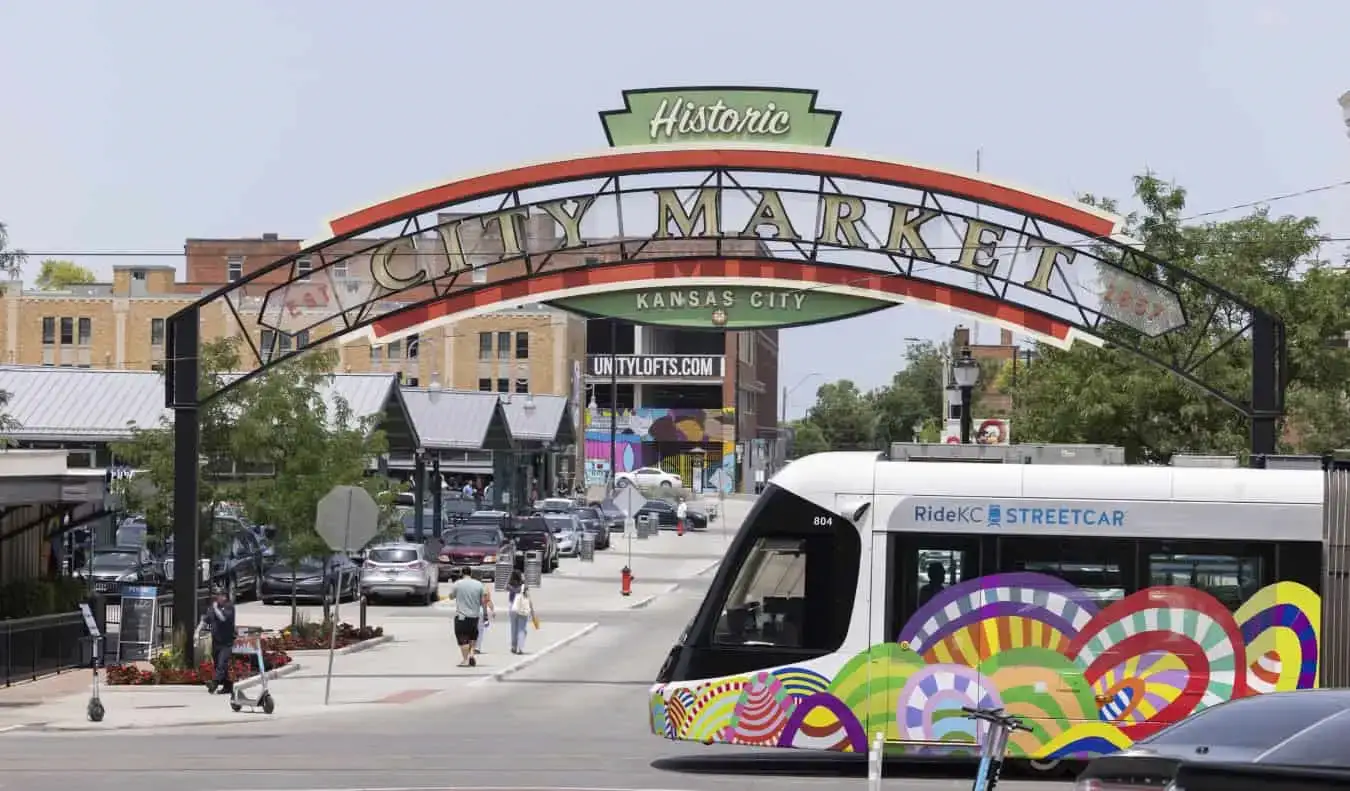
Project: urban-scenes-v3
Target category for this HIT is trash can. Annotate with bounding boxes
[579,533,595,562]
[493,548,514,591]
[637,514,652,540]
[524,550,543,587]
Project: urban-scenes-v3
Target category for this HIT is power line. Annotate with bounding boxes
[1181,180,1350,221]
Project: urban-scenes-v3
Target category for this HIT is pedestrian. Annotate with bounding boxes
[200,586,236,695]
[477,580,494,655]
[676,497,688,534]
[451,567,491,667]
[506,570,532,655]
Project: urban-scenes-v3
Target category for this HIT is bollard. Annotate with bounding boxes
[359,595,368,631]
[867,731,884,791]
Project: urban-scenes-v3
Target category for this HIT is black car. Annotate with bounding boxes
[261,554,360,605]
[443,495,478,527]
[398,507,448,541]
[1078,689,1350,789]
[636,499,678,529]
[573,506,612,550]
[164,522,266,600]
[78,545,164,596]
[592,499,627,532]
[504,516,559,572]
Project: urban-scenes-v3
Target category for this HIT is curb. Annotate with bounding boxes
[627,583,679,610]
[234,659,303,692]
[695,559,722,576]
[334,634,392,656]
[474,622,599,685]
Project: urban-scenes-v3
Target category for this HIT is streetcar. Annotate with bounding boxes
[649,450,1336,766]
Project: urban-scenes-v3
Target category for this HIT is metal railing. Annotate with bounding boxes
[103,589,212,657]
[0,611,89,687]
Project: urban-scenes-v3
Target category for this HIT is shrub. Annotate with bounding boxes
[265,620,383,651]
[0,577,88,620]
[106,648,293,685]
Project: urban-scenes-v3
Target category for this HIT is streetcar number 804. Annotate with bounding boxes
[812,516,833,527]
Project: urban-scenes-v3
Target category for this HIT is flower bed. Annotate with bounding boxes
[264,621,383,651]
[106,649,293,686]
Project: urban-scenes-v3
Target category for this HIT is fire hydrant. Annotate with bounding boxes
[621,565,633,596]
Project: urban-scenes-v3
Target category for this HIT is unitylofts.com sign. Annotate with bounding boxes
[586,354,726,380]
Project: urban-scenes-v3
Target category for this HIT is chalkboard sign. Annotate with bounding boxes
[117,585,158,661]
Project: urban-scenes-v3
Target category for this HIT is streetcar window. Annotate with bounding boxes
[715,537,807,648]
[1148,552,1262,611]
[999,536,1132,607]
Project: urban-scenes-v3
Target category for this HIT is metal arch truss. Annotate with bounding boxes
[167,158,1285,443]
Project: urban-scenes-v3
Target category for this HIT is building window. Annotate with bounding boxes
[261,329,276,360]
[296,256,312,282]
[472,264,487,284]
[388,339,402,360]
[406,333,419,359]
[478,332,492,360]
[515,331,529,359]
[496,378,509,393]
[406,377,419,387]
[150,318,165,346]
[227,256,243,282]
[478,378,492,392]
[371,344,383,362]
[584,257,601,266]
[77,317,92,346]
[496,331,511,360]
[42,317,55,345]
[515,378,529,394]
[333,259,348,279]
[59,317,74,345]
[296,329,309,348]
[132,270,146,281]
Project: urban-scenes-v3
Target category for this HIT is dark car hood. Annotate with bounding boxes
[510,533,549,549]
[266,567,329,580]
[443,545,492,555]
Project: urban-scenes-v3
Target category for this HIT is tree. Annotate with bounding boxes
[790,420,829,456]
[1008,175,1350,461]
[803,380,877,451]
[232,347,389,622]
[0,222,25,282]
[871,342,948,446]
[113,338,250,540]
[0,389,20,447]
[35,259,96,290]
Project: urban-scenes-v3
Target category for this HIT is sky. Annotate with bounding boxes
[1,0,1347,420]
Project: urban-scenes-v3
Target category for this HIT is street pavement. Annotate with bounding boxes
[0,495,1067,791]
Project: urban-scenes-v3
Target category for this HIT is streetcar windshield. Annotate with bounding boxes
[714,537,807,648]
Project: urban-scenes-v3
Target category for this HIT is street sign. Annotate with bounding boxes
[315,485,380,553]
[613,486,647,518]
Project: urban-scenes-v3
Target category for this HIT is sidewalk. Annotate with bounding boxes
[0,614,594,732]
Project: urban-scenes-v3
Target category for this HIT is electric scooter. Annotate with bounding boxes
[963,705,1031,791]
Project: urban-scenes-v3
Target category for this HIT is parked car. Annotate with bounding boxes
[504,516,559,572]
[261,554,360,605]
[614,467,682,489]
[534,497,577,513]
[436,526,512,582]
[1077,689,1350,789]
[163,522,265,600]
[635,499,678,529]
[572,506,612,550]
[397,507,447,542]
[541,512,583,556]
[360,542,439,604]
[592,499,627,532]
[443,494,478,527]
[77,545,164,596]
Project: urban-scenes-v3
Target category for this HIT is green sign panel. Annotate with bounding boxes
[600,87,840,147]
[551,286,891,329]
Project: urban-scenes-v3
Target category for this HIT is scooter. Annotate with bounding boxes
[228,629,275,714]
[963,705,1030,791]
[86,635,105,723]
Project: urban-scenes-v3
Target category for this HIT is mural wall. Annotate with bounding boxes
[649,575,1320,758]
[584,407,736,493]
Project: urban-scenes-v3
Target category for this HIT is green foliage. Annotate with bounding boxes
[0,577,87,619]
[113,339,394,585]
[791,343,950,455]
[1008,175,1350,461]
[35,259,96,290]
[0,388,20,447]
[0,221,25,279]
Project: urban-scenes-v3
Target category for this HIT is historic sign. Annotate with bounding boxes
[587,354,726,380]
[552,285,892,329]
[600,87,840,147]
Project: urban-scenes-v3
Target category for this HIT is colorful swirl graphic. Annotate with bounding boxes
[651,579,1320,760]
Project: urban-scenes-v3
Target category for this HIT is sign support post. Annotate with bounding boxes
[313,485,380,707]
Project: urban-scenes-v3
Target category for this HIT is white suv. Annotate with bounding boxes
[615,467,682,489]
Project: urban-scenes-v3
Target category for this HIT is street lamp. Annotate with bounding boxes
[781,372,822,425]
[951,347,980,444]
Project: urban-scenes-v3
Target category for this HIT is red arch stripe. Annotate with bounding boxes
[330,148,1118,239]
[367,259,1074,342]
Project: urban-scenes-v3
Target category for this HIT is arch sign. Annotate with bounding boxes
[178,86,1284,453]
